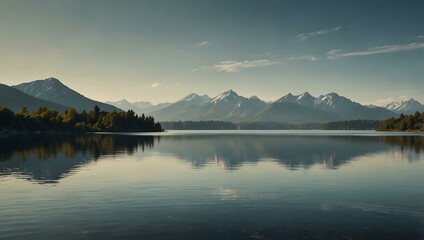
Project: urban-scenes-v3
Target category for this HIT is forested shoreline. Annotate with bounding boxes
[0,106,163,133]
[2,105,422,133]
[377,112,424,131]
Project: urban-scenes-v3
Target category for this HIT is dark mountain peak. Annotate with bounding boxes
[327,92,340,97]
[223,89,238,96]
[38,77,67,89]
[201,94,211,99]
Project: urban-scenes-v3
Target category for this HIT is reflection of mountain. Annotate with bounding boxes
[154,136,394,170]
[0,134,155,184]
[1,134,422,183]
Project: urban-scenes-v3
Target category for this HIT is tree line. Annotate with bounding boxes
[160,121,236,130]
[0,105,163,133]
[377,112,424,131]
[160,120,382,130]
[320,120,382,130]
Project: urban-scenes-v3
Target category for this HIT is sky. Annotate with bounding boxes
[0,0,423,105]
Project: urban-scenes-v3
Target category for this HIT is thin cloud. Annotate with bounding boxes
[213,59,279,72]
[190,66,207,72]
[416,35,424,39]
[193,41,210,47]
[297,26,342,40]
[150,82,160,88]
[327,42,424,59]
[287,55,321,61]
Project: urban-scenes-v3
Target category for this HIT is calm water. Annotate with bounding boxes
[0,130,423,240]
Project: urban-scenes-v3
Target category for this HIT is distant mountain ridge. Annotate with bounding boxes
[149,90,397,122]
[13,77,120,112]
[106,99,145,114]
[132,101,153,110]
[107,99,174,115]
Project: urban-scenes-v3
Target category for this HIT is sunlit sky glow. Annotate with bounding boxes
[0,0,423,105]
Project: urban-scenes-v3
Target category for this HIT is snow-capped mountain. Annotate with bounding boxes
[383,99,424,114]
[227,96,269,121]
[210,90,245,105]
[317,92,353,111]
[177,93,211,106]
[315,92,396,119]
[13,77,120,112]
[190,90,248,120]
[151,90,250,121]
[276,92,323,108]
[150,93,212,120]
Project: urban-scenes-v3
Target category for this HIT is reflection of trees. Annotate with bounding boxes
[379,136,424,153]
[379,135,424,162]
[0,134,155,183]
[156,135,423,170]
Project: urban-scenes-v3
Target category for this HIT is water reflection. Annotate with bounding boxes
[0,133,423,183]
[0,134,154,183]
[155,135,424,169]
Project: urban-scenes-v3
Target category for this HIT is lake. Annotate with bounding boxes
[0,130,423,240]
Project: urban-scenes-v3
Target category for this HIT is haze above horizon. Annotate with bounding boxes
[1,0,423,105]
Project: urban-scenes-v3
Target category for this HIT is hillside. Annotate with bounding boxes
[0,83,68,112]
[13,77,120,112]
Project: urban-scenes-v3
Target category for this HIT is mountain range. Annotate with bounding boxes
[1,77,423,123]
[148,90,397,122]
